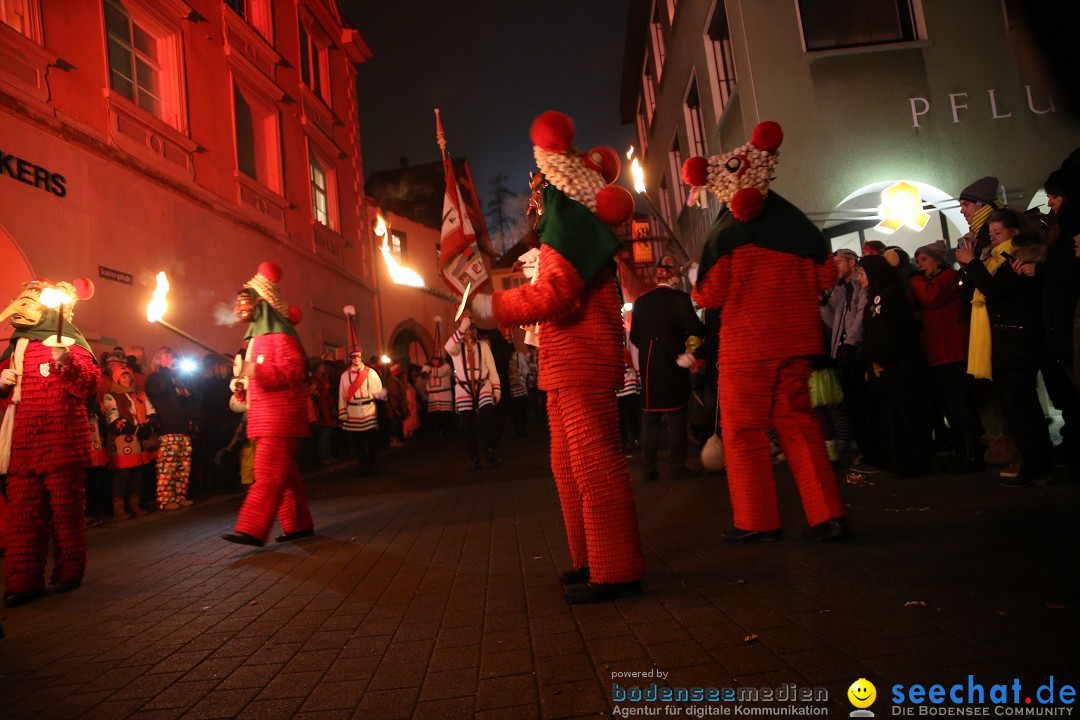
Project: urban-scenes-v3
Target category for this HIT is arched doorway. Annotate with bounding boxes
[387,319,435,369]
[0,224,34,344]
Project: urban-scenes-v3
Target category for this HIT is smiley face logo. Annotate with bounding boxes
[848,678,877,716]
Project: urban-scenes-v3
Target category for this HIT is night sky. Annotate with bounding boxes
[342,1,636,209]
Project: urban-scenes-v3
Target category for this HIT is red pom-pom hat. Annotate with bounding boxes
[531,110,625,217]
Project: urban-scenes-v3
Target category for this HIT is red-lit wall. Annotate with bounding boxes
[0,0,377,360]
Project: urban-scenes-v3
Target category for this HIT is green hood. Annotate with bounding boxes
[696,191,829,290]
[537,185,622,283]
[243,301,305,352]
[2,309,95,361]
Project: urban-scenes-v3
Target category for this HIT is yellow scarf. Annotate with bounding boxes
[967,239,1015,380]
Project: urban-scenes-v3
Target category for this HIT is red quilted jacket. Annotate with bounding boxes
[492,245,623,391]
[0,341,97,472]
[244,333,309,438]
[693,244,836,364]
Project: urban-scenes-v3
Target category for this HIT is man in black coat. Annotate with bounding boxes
[630,257,707,482]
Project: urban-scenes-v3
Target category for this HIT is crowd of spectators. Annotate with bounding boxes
[75,330,549,525]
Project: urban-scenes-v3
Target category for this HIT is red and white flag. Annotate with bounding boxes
[436,110,487,295]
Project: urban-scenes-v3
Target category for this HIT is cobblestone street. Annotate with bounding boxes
[1,431,1077,719]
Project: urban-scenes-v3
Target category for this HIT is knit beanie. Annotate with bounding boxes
[914,240,946,265]
[959,176,1000,205]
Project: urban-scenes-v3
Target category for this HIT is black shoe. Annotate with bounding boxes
[803,518,849,542]
[720,527,782,543]
[52,579,82,594]
[3,589,46,608]
[559,567,590,585]
[222,532,264,547]
[486,454,501,468]
[275,528,315,543]
[564,580,643,604]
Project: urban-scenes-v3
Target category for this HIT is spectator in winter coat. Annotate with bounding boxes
[857,255,931,477]
[958,210,1055,486]
[909,241,983,472]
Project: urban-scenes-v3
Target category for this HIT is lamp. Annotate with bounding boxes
[875,181,930,234]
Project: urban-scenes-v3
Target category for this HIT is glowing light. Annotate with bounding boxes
[626,146,634,159]
[147,272,169,322]
[179,358,198,373]
[631,157,646,194]
[875,181,930,234]
[377,211,426,287]
[380,354,391,364]
[39,287,72,309]
[621,302,633,313]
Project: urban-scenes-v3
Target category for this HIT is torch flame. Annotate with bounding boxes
[631,157,646,194]
[626,145,634,159]
[39,287,73,309]
[378,221,426,288]
[374,211,388,239]
[147,271,169,323]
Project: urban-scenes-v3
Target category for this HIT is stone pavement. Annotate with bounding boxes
[0,431,1077,719]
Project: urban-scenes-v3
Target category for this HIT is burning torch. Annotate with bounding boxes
[38,287,75,348]
[145,271,232,360]
[375,211,471,320]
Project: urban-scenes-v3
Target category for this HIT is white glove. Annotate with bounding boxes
[471,293,493,320]
[240,361,257,377]
[0,368,18,388]
[51,347,71,366]
[375,388,388,401]
[458,315,472,332]
[676,353,696,369]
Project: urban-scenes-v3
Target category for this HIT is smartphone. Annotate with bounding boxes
[1000,251,1016,262]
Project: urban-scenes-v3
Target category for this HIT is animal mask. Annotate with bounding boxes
[681,121,784,222]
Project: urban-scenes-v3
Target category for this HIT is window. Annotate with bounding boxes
[704,0,737,122]
[642,49,657,126]
[105,0,165,118]
[797,0,920,52]
[390,230,406,261]
[299,21,330,104]
[309,150,337,230]
[665,0,678,24]
[649,2,666,82]
[233,82,281,192]
[223,0,272,39]
[669,134,685,210]
[684,76,707,157]
[1,0,42,42]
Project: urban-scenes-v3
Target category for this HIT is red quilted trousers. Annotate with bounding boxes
[719,357,845,531]
[234,437,312,542]
[3,466,86,593]
[547,387,644,584]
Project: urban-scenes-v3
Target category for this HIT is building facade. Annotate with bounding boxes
[0,0,376,359]
[621,0,1080,257]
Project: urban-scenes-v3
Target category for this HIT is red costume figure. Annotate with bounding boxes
[681,122,847,543]
[0,277,97,606]
[222,262,314,547]
[472,111,642,603]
